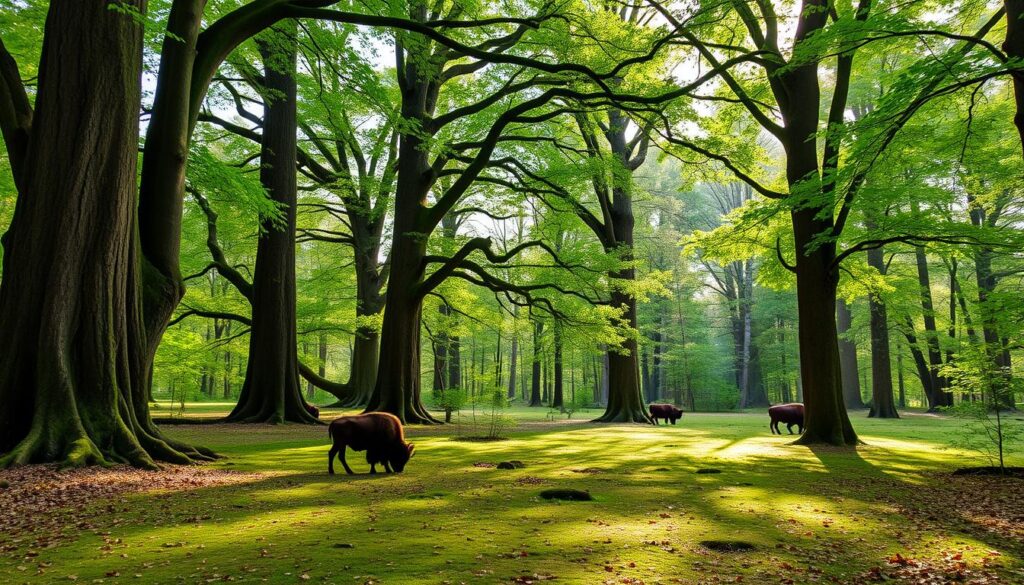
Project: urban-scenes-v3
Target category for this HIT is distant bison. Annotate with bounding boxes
[649,403,684,425]
[305,403,320,419]
[327,413,415,475]
[768,403,804,435]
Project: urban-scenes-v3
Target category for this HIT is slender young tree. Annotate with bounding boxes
[837,299,865,409]
[865,242,898,419]
[530,319,545,406]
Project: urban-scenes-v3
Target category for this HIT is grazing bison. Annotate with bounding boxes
[305,403,320,419]
[327,413,415,475]
[649,403,684,425]
[768,403,804,435]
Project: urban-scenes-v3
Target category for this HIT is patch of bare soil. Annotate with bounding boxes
[0,464,262,546]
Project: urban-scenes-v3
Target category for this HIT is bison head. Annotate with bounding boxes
[391,442,416,473]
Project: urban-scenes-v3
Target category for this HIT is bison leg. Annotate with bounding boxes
[369,463,377,474]
[770,419,778,435]
[384,461,393,473]
[786,422,795,435]
[670,417,677,425]
[337,445,355,475]
[328,445,338,475]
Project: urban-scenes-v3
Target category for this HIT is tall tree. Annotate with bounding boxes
[653,0,1002,443]
[912,244,952,409]
[0,0,203,466]
[568,108,652,422]
[226,25,318,424]
[865,242,898,419]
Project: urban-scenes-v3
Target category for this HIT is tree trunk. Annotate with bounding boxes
[0,1,207,467]
[507,325,518,400]
[836,299,865,409]
[449,334,462,390]
[896,349,907,409]
[914,245,952,408]
[746,342,770,407]
[641,345,652,403]
[530,320,543,406]
[318,333,328,388]
[969,197,1014,407]
[600,350,610,405]
[901,318,935,401]
[337,329,378,407]
[773,0,856,445]
[227,26,317,424]
[364,236,436,422]
[1004,0,1024,153]
[651,323,663,401]
[337,246,385,407]
[592,122,650,422]
[552,322,564,409]
[432,305,449,395]
[790,209,857,444]
[866,246,899,419]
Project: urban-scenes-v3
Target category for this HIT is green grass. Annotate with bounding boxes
[3,410,1022,584]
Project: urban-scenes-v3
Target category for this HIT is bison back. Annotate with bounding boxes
[649,403,675,416]
[768,403,804,422]
[329,412,405,452]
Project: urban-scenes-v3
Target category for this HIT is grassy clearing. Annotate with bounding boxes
[2,410,1022,584]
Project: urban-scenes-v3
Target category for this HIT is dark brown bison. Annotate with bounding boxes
[327,413,415,475]
[768,403,804,435]
[649,403,683,425]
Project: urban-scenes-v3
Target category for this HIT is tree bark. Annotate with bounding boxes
[227,25,317,424]
[590,110,651,423]
[914,245,952,408]
[968,194,1014,406]
[836,299,865,409]
[1004,1,1024,153]
[866,246,899,419]
[0,0,208,467]
[552,322,564,409]
[651,321,663,401]
[530,320,544,406]
[507,318,519,399]
[778,1,857,444]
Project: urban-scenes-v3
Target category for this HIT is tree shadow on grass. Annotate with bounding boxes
[5,424,1020,584]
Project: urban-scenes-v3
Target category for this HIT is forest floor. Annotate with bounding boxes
[1,409,1023,585]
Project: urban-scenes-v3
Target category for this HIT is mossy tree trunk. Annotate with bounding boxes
[0,0,210,467]
[227,25,318,424]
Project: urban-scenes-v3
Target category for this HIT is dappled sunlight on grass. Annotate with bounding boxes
[1,411,1021,584]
